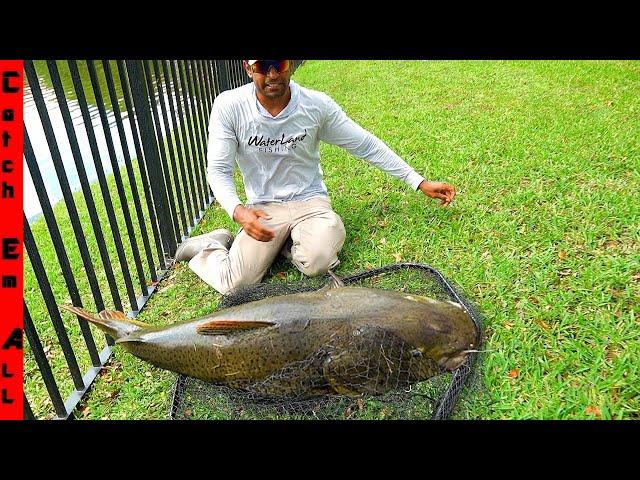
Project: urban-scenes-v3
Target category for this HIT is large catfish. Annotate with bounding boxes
[61,276,479,398]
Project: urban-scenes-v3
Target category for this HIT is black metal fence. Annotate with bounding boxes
[23,59,304,420]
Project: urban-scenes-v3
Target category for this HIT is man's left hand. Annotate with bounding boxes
[418,180,456,206]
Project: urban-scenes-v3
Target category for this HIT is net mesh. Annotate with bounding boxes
[169,263,487,420]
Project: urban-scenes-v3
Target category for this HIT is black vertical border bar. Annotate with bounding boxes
[85,60,149,303]
[125,60,175,262]
[116,60,164,275]
[67,60,139,312]
[0,59,23,419]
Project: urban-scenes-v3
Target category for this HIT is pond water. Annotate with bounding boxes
[23,60,193,223]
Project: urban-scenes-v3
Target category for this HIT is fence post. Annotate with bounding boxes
[125,60,176,263]
[215,60,231,92]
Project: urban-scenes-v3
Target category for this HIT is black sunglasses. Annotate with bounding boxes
[250,60,290,75]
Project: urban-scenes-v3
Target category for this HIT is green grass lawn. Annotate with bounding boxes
[25,60,639,420]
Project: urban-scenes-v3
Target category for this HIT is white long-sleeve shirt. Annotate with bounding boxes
[206,79,425,219]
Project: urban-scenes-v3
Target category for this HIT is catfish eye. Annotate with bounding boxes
[410,349,423,358]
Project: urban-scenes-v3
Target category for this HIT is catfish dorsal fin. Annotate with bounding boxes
[196,320,276,336]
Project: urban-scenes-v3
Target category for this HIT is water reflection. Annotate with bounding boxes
[23,60,191,222]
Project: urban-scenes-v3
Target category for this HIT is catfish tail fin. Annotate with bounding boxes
[60,305,151,340]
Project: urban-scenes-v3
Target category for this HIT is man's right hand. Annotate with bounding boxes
[233,205,276,242]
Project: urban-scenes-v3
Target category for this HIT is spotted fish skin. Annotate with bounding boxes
[61,286,478,398]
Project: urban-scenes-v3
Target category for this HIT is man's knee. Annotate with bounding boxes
[293,250,338,277]
[190,254,265,296]
[211,269,264,296]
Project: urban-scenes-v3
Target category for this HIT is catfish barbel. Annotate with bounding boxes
[61,279,479,398]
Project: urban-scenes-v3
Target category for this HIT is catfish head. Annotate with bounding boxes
[389,296,480,372]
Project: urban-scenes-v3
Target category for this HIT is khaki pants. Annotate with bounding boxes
[188,196,346,295]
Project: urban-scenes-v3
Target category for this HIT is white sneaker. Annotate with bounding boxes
[174,229,234,262]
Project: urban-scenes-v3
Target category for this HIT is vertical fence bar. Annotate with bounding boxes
[161,60,196,227]
[232,60,239,87]
[102,60,157,287]
[68,60,139,311]
[150,60,188,236]
[169,60,203,219]
[215,60,231,92]
[24,128,109,355]
[204,60,218,108]
[180,60,207,204]
[125,59,176,261]
[23,215,85,390]
[45,60,122,319]
[231,60,239,87]
[226,60,233,87]
[195,60,211,122]
[230,60,236,86]
[24,58,268,419]
[23,394,35,420]
[209,60,220,95]
[198,60,213,118]
[187,60,212,203]
[238,60,244,85]
[175,60,206,214]
[200,61,216,192]
[198,60,216,202]
[213,60,223,92]
[181,60,208,204]
[117,60,164,275]
[233,60,240,87]
[192,61,211,153]
[86,60,149,305]
[24,302,67,418]
[141,60,181,247]
[24,62,102,363]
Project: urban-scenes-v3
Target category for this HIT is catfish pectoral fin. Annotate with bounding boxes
[322,354,364,397]
[114,336,146,345]
[196,319,276,336]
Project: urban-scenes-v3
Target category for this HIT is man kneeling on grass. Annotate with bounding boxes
[175,59,456,294]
